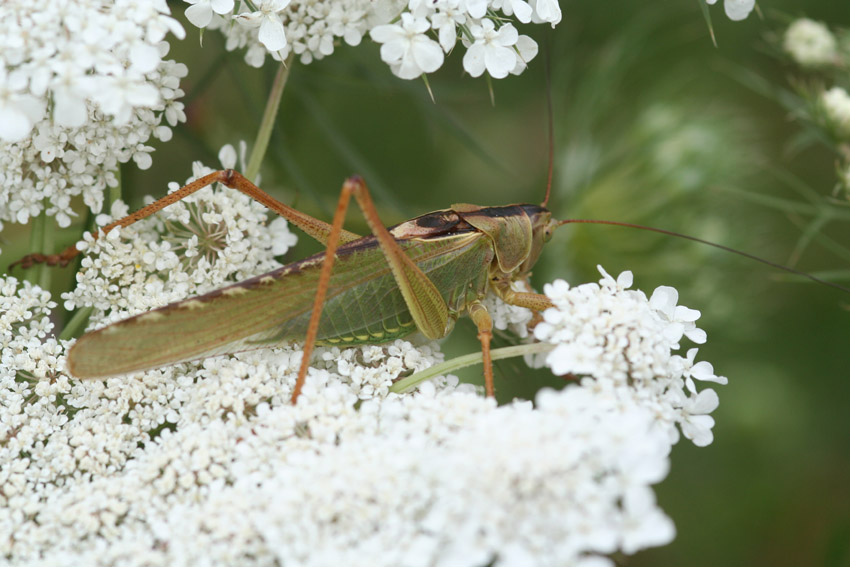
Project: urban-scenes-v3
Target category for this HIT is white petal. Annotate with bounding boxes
[396,54,424,80]
[218,144,238,169]
[133,151,153,170]
[439,22,457,52]
[211,0,235,14]
[130,43,162,74]
[185,3,213,28]
[534,0,561,24]
[0,104,33,142]
[259,17,287,51]
[463,44,487,77]
[379,41,406,64]
[616,270,633,289]
[496,23,519,46]
[689,388,719,414]
[412,37,444,74]
[685,327,707,344]
[465,0,487,18]
[53,92,89,128]
[682,415,715,447]
[724,0,755,21]
[370,24,403,44]
[510,0,533,23]
[649,286,678,316]
[485,46,516,79]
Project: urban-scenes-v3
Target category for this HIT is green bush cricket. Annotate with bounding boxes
[16,164,849,404]
[18,169,562,403]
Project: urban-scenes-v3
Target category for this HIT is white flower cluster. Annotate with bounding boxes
[705,0,755,22]
[183,0,560,79]
[63,145,297,328]
[822,87,850,140]
[783,18,839,68]
[1,166,726,563]
[534,267,727,447]
[0,0,187,229]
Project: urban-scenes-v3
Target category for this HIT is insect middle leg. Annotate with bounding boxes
[290,175,450,404]
[467,301,495,397]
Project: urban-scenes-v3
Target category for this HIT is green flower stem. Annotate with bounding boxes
[59,306,93,342]
[245,56,294,181]
[389,341,555,394]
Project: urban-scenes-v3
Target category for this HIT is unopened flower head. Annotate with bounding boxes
[183,0,559,79]
[821,87,850,139]
[783,19,838,68]
[0,0,187,230]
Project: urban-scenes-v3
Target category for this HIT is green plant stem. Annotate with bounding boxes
[245,56,294,181]
[389,342,555,394]
[59,307,93,341]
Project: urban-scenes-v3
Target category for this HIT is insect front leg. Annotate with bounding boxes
[10,170,361,270]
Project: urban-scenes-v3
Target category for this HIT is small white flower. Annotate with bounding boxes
[783,19,838,67]
[370,14,445,79]
[235,0,291,52]
[463,20,518,79]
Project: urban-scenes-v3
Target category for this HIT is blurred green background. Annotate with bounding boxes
[5,0,850,565]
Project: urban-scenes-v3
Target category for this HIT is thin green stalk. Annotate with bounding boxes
[59,307,94,341]
[245,56,294,181]
[389,342,555,394]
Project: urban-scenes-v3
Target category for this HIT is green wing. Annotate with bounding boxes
[68,231,494,378]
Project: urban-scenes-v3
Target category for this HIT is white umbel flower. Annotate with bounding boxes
[0,1,187,228]
[533,266,726,447]
[1,249,726,564]
[182,0,551,77]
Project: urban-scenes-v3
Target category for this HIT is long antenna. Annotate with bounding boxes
[559,218,850,294]
[541,41,554,208]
